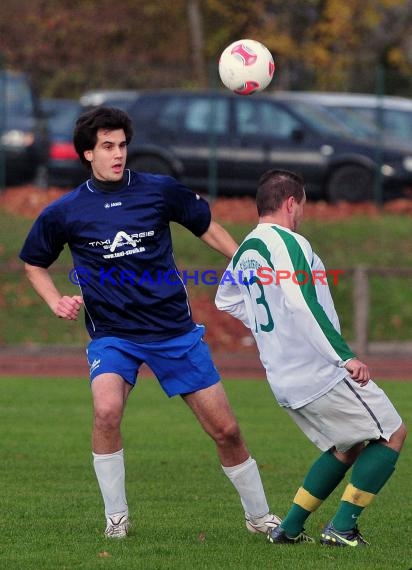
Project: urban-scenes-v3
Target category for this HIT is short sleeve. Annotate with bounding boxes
[162,177,211,237]
[19,205,68,268]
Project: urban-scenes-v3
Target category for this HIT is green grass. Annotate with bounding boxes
[1,209,412,344]
[0,376,410,570]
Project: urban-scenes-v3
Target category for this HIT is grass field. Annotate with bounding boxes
[1,376,410,570]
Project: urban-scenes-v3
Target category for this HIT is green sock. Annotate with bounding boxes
[332,443,399,532]
[282,450,350,538]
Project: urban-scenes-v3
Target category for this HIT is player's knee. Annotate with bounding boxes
[94,405,122,431]
[399,421,407,441]
[389,421,407,451]
[333,442,364,465]
[213,419,242,447]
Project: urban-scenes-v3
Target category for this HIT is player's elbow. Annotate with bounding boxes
[24,262,36,278]
[24,262,43,279]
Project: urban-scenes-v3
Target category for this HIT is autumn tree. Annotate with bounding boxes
[0,0,411,96]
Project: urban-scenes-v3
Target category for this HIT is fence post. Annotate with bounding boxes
[353,265,369,355]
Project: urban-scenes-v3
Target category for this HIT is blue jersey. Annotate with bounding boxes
[19,170,211,342]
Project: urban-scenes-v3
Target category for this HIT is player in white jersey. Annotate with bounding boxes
[216,169,407,547]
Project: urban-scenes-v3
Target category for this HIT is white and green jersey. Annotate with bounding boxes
[215,223,355,409]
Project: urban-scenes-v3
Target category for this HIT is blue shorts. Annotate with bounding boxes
[86,325,220,397]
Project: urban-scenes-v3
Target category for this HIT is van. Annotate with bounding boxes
[79,88,412,202]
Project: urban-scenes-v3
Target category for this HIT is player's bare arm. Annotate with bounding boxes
[200,220,238,258]
[24,263,83,320]
[344,358,370,386]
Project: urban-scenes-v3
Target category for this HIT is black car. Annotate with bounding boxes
[0,69,49,186]
[41,98,86,188]
[79,89,412,202]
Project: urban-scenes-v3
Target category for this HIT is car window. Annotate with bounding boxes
[156,97,185,131]
[382,109,412,141]
[236,99,299,138]
[324,107,377,138]
[154,96,228,135]
[287,100,356,137]
[337,105,412,142]
[184,98,228,134]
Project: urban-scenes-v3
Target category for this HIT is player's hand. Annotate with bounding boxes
[54,295,83,320]
[344,358,370,386]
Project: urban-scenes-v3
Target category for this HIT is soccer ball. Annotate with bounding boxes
[218,39,275,95]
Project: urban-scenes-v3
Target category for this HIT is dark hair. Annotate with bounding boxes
[73,106,134,166]
[256,169,305,216]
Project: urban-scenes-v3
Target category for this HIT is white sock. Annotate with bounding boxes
[93,448,128,518]
[222,456,269,519]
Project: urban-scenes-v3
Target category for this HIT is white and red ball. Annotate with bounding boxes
[218,39,275,95]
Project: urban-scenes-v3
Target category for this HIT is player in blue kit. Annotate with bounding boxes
[19,106,280,539]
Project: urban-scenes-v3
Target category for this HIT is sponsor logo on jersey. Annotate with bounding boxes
[110,231,138,252]
[88,230,155,259]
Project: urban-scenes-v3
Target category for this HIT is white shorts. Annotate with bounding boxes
[286,377,402,452]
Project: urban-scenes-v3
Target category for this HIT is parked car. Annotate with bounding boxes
[41,98,86,187]
[282,91,412,148]
[78,88,412,202]
[0,69,49,186]
[79,90,139,112]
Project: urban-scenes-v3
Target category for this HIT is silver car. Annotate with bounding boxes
[280,91,412,148]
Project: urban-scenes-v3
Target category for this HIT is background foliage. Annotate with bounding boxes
[1,0,412,98]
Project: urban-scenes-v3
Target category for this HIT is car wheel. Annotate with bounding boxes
[129,156,173,176]
[326,164,374,203]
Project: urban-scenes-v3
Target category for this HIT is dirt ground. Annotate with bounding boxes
[1,185,411,380]
[3,184,412,221]
[0,345,411,381]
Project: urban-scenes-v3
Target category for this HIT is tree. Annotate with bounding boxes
[0,0,411,96]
